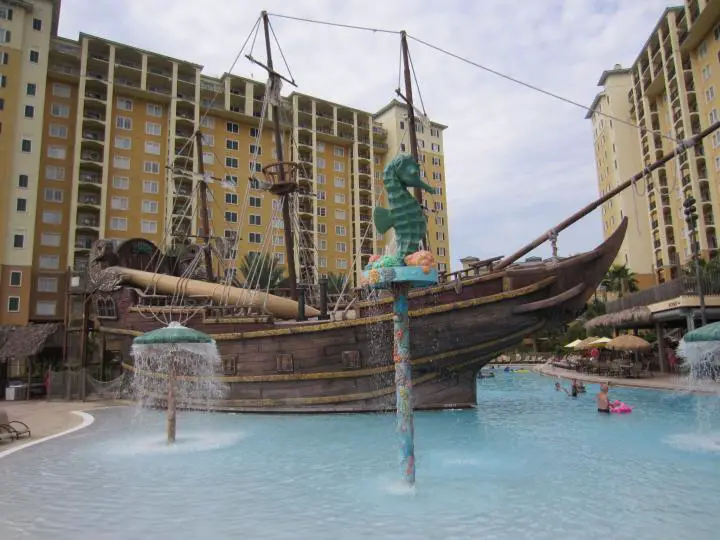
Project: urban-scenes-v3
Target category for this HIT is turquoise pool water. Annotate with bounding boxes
[1,371,719,539]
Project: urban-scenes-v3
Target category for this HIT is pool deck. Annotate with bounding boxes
[534,363,720,394]
[0,400,123,452]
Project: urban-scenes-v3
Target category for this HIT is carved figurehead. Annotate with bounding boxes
[87,239,125,292]
[369,154,436,269]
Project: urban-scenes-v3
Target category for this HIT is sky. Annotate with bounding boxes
[56,0,675,269]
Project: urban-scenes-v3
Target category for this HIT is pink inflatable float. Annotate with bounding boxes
[610,400,633,414]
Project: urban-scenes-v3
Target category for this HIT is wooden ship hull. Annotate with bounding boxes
[92,218,628,413]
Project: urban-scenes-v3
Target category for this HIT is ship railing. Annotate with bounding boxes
[438,255,504,284]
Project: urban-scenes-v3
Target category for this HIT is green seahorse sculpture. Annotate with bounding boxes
[369,154,436,269]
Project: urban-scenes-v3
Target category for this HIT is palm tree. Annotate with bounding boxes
[325,272,348,296]
[238,252,287,290]
[601,264,639,297]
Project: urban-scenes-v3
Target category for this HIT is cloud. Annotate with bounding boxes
[57,0,672,268]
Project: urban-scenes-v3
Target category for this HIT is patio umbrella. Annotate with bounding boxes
[577,336,611,350]
[677,321,720,370]
[565,339,582,348]
[606,335,651,351]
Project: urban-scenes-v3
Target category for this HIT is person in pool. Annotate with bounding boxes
[555,382,569,395]
[596,383,610,413]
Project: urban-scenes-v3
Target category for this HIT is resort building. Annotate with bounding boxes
[588,0,720,286]
[0,0,451,326]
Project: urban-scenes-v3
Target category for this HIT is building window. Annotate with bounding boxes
[114,136,131,150]
[111,196,129,210]
[334,177,345,188]
[0,74,5,88]
[29,49,39,63]
[249,232,262,244]
[334,209,346,220]
[225,211,238,223]
[32,18,42,31]
[249,214,261,226]
[9,271,22,287]
[145,141,161,155]
[334,146,345,157]
[18,174,29,188]
[143,180,159,193]
[145,121,161,136]
[36,301,57,317]
[143,161,160,174]
[116,97,133,111]
[317,190,326,200]
[49,124,68,138]
[334,161,344,172]
[116,116,132,130]
[24,105,34,118]
[225,193,238,205]
[38,255,60,269]
[146,103,162,117]
[44,188,63,202]
[317,207,326,217]
[317,157,326,168]
[202,152,213,164]
[249,144,262,155]
[249,196,262,207]
[141,220,158,234]
[113,176,130,190]
[47,145,66,159]
[52,83,71,97]
[51,103,69,117]
[0,52,8,65]
[336,259,348,270]
[226,139,239,150]
[37,277,58,292]
[334,193,346,204]
[110,217,128,231]
[16,198,27,212]
[336,242,347,253]
[7,297,20,313]
[42,210,62,225]
[227,121,239,133]
[13,233,24,248]
[142,200,159,213]
[335,225,346,236]
[21,138,32,153]
[0,7,13,20]
[226,157,238,168]
[0,29,11,43]
[113,155,130,169]
[40,233,61,247]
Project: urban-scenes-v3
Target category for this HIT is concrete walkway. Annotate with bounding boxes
[0,400,123,451]
[535,363,720,394]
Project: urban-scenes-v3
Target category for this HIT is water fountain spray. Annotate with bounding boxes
[130,322,226,443]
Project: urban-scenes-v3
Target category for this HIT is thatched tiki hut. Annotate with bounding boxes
[0,324,63,400]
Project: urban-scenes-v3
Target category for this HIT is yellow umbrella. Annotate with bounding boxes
[565,339,582,348]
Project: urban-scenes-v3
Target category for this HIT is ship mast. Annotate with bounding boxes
[194,130,215,282]
[255,11,298,301]
[399,31,428,251]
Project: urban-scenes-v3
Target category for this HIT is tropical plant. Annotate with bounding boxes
[238,252,287,290]
[325,272,348,296]
[601,264,639,297]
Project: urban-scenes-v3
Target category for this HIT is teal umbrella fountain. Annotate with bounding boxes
[131,321,225,444]
[677,321,720,380]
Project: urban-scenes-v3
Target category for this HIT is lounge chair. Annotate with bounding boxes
[0,409,31,439]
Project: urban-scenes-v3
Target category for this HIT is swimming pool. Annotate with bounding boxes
[1,371,718,539]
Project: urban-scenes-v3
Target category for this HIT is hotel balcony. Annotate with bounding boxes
[75,233,99,251]
[77,192,101,209]
[76,215,100,230]
[79,171,102,188]
[81,130,105,150]
[372,122,387,138]
[82,107,105,128]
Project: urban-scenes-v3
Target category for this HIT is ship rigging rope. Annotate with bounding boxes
[266,12,679,145]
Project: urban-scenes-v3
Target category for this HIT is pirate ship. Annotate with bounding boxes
[80,11,719,412]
